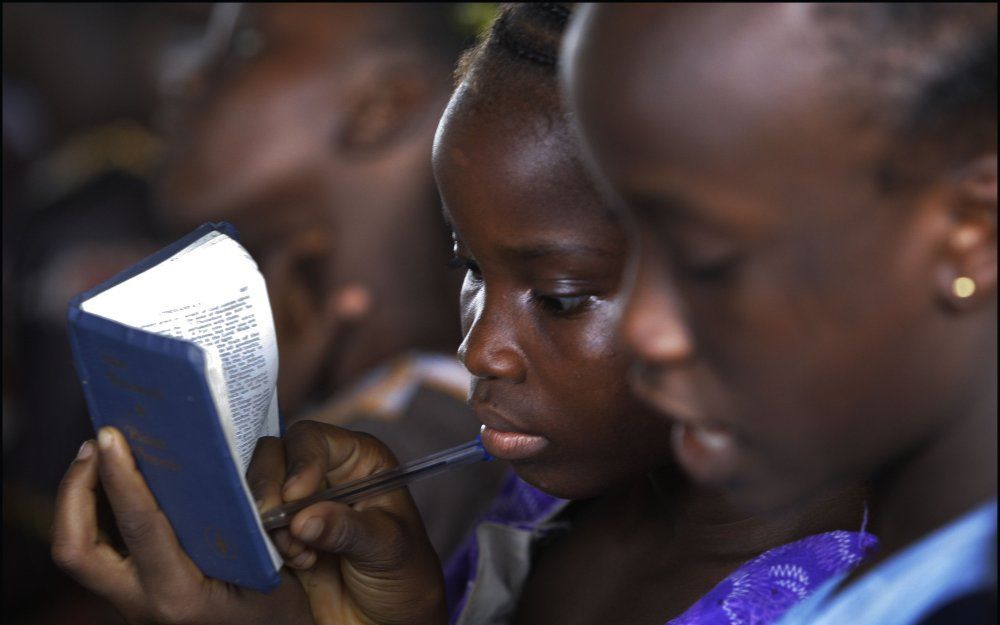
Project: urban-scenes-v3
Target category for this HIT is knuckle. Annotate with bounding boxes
[115,509,161,545]
[51,540,85,573]
[287,419,328,441]
[324,514,357,552]
[367,516,410,571]
[356,434,398,470]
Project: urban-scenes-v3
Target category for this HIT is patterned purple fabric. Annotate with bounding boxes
[668,530,879,625]
[444,473,878,625]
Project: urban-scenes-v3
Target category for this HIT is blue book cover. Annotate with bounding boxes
[66,222,283,593]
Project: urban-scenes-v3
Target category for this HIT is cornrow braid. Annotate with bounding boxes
[455,3,574,89]
[493,10,558,67]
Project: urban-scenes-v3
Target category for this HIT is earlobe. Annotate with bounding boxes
[937,154,997,311]
[325,283,372,326]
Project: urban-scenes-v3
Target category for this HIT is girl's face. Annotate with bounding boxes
[432,90,680,499]
[566,5,997,513]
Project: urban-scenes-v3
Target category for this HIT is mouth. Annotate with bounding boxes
[473,406,550,461]
[670,421,740,485]
[629,364,739,485]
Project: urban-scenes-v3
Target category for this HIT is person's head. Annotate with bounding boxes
[434,4,681,500]
[158,3,473,414]
[564,4,997,513]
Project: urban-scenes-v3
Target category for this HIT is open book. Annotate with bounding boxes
[67,222,283,592]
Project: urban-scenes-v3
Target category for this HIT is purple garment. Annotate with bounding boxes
[444,473,879,625]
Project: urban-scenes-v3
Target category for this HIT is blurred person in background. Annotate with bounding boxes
[3,5,212,623]
[564,4,996,625]
[156,2,505,561]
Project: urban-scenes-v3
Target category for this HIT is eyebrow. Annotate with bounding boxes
[497,241,616,262]
[628,190,702,223]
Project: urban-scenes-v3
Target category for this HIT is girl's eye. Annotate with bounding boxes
[675,253,744,284]
[534,294,593,316]
[448,255,482,278]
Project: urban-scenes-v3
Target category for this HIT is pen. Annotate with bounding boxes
[260,436,492,530]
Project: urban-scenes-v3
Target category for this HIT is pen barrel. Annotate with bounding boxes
[260,437,488,531]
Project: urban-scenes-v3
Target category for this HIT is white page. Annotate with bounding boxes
[81,230,283,569]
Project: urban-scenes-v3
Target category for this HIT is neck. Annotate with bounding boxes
[675,477,867,561]
[600,467,867,563]
[870,385,997,559]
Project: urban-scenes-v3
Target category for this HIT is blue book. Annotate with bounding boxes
[67,222,283,593]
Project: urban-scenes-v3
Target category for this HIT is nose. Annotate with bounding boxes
[621,234,696,367]
[457,284,527,383]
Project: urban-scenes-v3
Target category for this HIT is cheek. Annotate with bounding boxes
[531,306,630,414]
[541,302,622,361]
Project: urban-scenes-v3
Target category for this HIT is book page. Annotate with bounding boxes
[81,231,280,473]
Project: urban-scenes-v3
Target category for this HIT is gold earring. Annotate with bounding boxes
[952,276,976,299]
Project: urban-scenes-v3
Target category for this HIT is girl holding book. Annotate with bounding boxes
[51,5,877,625]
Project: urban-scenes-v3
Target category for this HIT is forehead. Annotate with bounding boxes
[434,89,621,249]
[569,4,888,225]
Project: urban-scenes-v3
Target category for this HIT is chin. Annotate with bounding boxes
[511,461,620,501]
[718,471,819,518]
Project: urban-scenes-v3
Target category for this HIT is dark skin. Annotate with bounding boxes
[51,5,459,624]
[52,7,885,623]
[52,423,446,625]
[431,83,865,625]
[563,4,997,567]
[159,3,461,417]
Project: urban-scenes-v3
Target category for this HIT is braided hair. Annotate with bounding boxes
[453,3,575,120]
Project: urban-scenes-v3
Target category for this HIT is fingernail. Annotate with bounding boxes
[298,518,323,542]
[282,474,299,494]
[77,440,94,460]
[97,428,114,451]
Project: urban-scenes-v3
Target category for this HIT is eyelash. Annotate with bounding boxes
[531,293,595,317]
[675,254,744,284]
[447,254,481,278]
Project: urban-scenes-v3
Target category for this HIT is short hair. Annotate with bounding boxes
[446,3,617,219]
[453,3,573,120]
[816,3,997,192]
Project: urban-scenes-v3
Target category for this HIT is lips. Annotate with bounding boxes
[629,364,739,485]
[472,405,550,461]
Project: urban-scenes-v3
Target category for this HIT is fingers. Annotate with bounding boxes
[52,439,140,603]
[247,437,314,567]
[289,501,412,575]
[95,427,203,589]
[281,421,399,502]
[248,436,287,510]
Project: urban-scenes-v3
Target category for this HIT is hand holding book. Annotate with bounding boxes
[52,426,316,625]
[57,223,452,624]
[52,423,449,625]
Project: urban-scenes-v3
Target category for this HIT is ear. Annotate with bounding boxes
[937,154,997,311]
[333,62,434,156]
[263,228,373,412]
